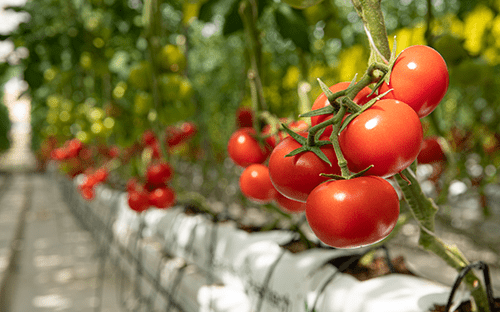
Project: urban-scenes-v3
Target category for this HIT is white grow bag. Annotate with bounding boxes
[65,176,462,312]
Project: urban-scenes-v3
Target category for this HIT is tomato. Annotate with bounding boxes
[235,107,254,128]
[417,136,446,164]
[146,161,174,185]
[79,185,95,201]
[239,164,277,204]
[149,186,176,209]
[127,190,150,212]
[93,167,109,183]
[339,99,423,178]
[227,127,270,167]
[380,45,449,118]
[268,133,341,203]
[306,176,400,248]
[274,191,307,214]
[311,82,374,136]
[126,177,140,193]
[141,130,157,146]
[166,122,197,147]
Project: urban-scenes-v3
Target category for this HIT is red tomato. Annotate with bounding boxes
[268,133,341,203]
[235,107,254,128]
[93,167,109,183]
[339,99,423,178]
[306,176,400,248]
[166,122,198,147]
[274,191,307,214]
[79,185,95,201]
[126,177,140,192]
[141,130,157,146]
[227,127,270,167]
[127,190,150,212]
[311,82,374,136]
[146,161,173,185]
[239,164,277,204]
[380,45,449,118]
[149,186,176,209]
[417,136,446,164]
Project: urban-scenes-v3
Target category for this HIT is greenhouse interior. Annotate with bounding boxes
[1,0,500,311]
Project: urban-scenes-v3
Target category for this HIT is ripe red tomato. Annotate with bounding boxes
[268,133,341,203]
[417,136,446,164]
[93,167,109,183]
[311,82,374,136]
[146,161,173,185]
[306,176,400,248]
[339,99,423,178]
[227,127,270,167]
[149,186,176,209]
[79,185,95,201]
[166,122,198,147]
[141,130,157,146]
[128,190,150,212]
[274,191,307,214]
[239,164,277,204]
[380,45,449,118]
[235,107,254,128]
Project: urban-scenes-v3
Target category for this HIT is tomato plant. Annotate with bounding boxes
[339,99,423,178]
[306,176,400,248]
[268,133,341,203]
[146,161,174,185]
[380,45,449,118]
[239,164,277,204]
[227,127,271,167]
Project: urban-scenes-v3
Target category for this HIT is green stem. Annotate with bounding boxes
[351,0,391,63]
[395,168,490,312]
[329,106,350,177]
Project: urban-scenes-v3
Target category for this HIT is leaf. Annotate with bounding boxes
[281,123,307,145]
[198,0,219,22]
[222,0,244,36]
[310,146,332,166]
[299,105,334,118]
[339,113,357,133]
[275,5,310,52]
[285,146,307,157]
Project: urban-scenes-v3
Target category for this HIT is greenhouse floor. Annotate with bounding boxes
[0,171,122,311]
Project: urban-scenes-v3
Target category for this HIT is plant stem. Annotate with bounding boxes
[329,106,350,177]
[395,169,490,312]
[351,0,391,63]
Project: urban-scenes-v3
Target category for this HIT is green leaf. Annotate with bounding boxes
[339,113,357,133]
[222,0,244,36]
[299,105,334,118]
[275,5,310,52]
[281,123,306,145]
[198,0,219,23]
[310,146,332,166]
[285,146,307,157]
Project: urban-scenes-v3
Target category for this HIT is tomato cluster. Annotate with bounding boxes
[229,45,449,249]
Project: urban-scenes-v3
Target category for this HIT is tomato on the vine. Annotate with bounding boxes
[149,186,176,209]
[268,133,341,203]
[263,119,308,148]
[311,82,374,136]
[339,99,423,178]
[239,164,277,204]
[128,190,150,212]
[306,176,400,248]
[380,45,449,118]
[227,127,270,167]
[274,191,307,214]
[417,136,446,164]
[146,161,173,185]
